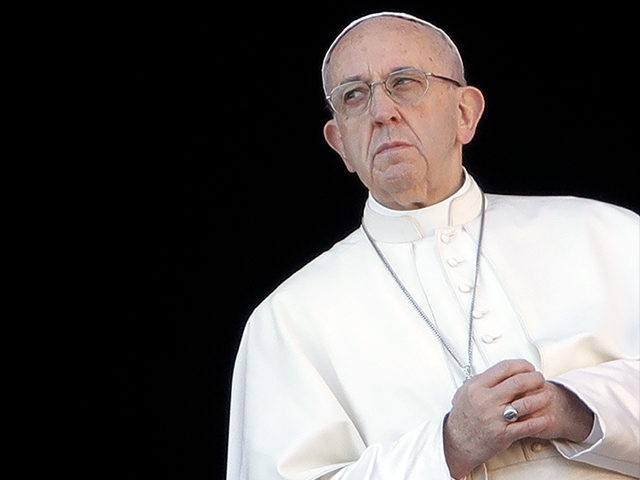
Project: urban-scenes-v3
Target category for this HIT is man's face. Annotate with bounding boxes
[323,17,469,210]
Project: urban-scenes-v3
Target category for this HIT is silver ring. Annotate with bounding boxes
[503,404,519,422]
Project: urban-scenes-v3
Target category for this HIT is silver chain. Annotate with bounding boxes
[362,194,486,380]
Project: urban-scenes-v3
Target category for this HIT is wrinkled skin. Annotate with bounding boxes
[444,359,594,478]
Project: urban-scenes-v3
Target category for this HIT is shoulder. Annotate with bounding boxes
[486,192,639,227]
[248,227,370,316]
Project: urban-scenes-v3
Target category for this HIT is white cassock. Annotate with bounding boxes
[227,170,640,479]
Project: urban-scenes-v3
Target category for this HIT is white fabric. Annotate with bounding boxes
[226,172,640,479]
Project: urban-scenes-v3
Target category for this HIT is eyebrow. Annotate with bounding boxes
[337,66,417,86]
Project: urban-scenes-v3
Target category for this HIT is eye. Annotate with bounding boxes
[388,73,425,92]
[342,83,370,105]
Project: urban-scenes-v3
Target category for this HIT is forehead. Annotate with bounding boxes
[327,17,440,81]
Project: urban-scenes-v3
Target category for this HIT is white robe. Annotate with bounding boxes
[227,172,640,479]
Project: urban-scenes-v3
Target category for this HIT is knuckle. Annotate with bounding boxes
[533,371,546,385]
[543,387,555,404]
[518,396,533,414]
[509,375,524,390]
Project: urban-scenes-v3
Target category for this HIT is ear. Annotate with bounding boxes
[456,86,485,145]
[323,119,356,173]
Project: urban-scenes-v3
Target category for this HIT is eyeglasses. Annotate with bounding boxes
[326,67,462,117]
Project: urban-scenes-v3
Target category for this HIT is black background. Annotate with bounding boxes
[108,3,638,479]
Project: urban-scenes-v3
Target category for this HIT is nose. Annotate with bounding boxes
[368,80,399,121]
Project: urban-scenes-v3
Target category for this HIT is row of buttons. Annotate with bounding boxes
[440,227,500,346]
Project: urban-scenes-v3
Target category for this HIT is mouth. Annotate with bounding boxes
[374,141,412,156]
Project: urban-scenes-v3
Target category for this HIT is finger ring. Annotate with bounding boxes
[502,404,519,422]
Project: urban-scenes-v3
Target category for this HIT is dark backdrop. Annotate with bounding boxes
[109,3,638,479]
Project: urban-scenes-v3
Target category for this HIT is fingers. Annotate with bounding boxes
[495,369,546,404]
[501,413,549,439]
[445,362,553,473]
[506,382,595,442]
[476,358,537,387]
[504,388,553,422]
[467,359,544,405]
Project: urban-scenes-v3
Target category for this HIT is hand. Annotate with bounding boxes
[517,381,594,443]
[443,359,595,478]
[443,359,546,478]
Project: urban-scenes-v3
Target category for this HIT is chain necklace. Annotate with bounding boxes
[362,194,486,381]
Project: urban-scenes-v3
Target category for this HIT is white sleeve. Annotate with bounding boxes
[549,358,640,478]
[226,313,454,480]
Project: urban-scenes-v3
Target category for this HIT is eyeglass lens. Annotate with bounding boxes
[331,69,430,116]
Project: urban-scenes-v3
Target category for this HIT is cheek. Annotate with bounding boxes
[344,149,375,186]
[342,134,372,169]
[416,110,458,150]
[348,156,372,181]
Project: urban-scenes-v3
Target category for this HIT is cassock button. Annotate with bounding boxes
[530,441,546,453]
[481,334,502,344]
[458,283,473,293]
[447,257,460,267]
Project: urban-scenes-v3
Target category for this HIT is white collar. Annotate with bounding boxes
[362,170,484,243]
